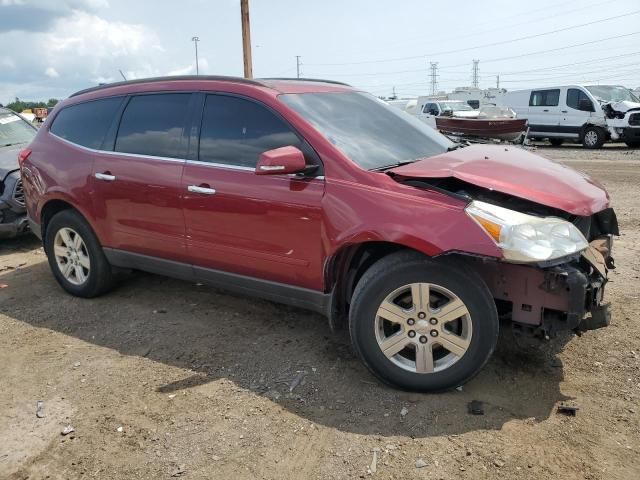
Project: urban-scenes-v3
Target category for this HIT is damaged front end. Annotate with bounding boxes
[398,174,619,338]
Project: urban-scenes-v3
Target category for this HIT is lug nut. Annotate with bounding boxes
[408,330,416,338]
[417,312,426,319]
[429,317,438,325]
[407,318,415,325]
[430,329,439,337]
[419,336,428,344]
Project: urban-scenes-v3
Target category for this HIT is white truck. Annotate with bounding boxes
[495,84,640,148]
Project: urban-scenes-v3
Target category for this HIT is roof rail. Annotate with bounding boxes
[70,75,266,98]
[260,77,352,87]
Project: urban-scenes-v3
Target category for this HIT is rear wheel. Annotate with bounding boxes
[349,251,499,392]
[549,138,564,147]
[582,127,606,149]
[45,209,116,297]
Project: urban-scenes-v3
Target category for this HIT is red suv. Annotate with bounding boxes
[20,76,618,392]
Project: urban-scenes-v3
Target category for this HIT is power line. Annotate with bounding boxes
[308,32,640,79]
[306,10,640,67]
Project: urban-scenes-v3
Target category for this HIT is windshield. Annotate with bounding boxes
[585,85,639,103]
[440,102,473,111]
[280,91,453,170]
[0,111,36,146]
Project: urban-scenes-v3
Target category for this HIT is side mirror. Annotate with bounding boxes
[579,98,594,112]
[428,109,439,116]
[256,146,306,175]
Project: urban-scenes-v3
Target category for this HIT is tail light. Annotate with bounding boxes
[18,148,32,166]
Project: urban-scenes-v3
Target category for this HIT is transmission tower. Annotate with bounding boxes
[429,62,438,96]
[472,59,480,88]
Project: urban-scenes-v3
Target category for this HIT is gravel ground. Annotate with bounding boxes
[1,144,639,480]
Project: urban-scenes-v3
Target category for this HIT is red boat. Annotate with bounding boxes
[436,116,528,141]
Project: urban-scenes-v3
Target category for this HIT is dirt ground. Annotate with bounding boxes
[1,144,639,480]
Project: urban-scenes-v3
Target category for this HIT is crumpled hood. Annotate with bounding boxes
[389,145,610,216]
[0,144,22,179]
[605,100,640,113]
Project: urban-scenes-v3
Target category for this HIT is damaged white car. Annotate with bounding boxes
[497,84,640,148]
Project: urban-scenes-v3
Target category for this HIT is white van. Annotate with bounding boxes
[495,85,640,148]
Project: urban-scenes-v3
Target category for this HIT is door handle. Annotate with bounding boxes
[561,110,568,113]
[188,185,216,195]
[95,172,116,181]
[543,109,549,112]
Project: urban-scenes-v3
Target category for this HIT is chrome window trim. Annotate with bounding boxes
[49,132,185,163]
[48,132,325,180]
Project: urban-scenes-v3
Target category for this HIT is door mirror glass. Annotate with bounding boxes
[256,146,306,175]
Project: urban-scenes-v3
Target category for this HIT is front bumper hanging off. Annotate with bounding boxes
[475,236,614,337]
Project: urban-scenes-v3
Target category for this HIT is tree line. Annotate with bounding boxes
[2,98,60,112]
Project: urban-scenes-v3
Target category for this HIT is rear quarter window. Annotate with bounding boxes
[50,97,123,149]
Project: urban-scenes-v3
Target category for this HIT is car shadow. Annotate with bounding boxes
[0,255,573,438]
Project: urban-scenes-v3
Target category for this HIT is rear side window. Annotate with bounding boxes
[115,93,190,159]
[567,88,593,111]
[50,97,122,149]
[529,89,560,107]
[199,94,302,168]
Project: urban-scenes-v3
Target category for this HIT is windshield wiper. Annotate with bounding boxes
[1,143,19,147]
[369,159,418,172]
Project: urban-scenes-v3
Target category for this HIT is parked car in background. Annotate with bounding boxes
[21,76,618,391]
[0,107,36,238]
[496,84,640,148]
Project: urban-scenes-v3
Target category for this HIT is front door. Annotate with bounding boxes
[562,88,595,139]
[92,93,193,262]
[181,94,325,290]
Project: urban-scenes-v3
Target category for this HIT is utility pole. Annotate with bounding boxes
[472,59,480,88]
[191,36,200,75]
[392,86,397,100]
[496,75,500,89]
[429,62,438,96]
[296,55,302,78]
[240,0,253,78]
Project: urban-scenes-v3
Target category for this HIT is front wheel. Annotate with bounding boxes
[582,127,606,149]
[349,252,499,392]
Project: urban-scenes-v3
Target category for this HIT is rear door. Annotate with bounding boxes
[181,93,325,290]
[91,92,194,262]
[527,88,561,135]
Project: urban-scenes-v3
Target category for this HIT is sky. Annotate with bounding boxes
[1,0,639,104]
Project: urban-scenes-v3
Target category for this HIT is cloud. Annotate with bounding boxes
[0,0,109,32]
[45,67,59,78]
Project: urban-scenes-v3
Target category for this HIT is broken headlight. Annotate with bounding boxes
[466,200,588,263]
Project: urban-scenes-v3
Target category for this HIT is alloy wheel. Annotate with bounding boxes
[53,227,91,286]
[374,282,472,374]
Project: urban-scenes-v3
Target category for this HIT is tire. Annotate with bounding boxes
[45,209,116,298]
[549,138,564,147]
[349,251,499,392]
[582,127,606,149]
[625,141,640,148]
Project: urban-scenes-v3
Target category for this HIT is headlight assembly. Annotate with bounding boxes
[466,200,588,263]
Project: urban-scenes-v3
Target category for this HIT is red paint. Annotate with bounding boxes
[390,145,610,216]
[21,78,612,293]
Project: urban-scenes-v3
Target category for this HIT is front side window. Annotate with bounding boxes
[199,94,302,168]
[280,91,453,170]
[50,97,122,149]
[0,110,36,146]
[529,89,560,107]
[567,88,593,111]
[115,93,190,158]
